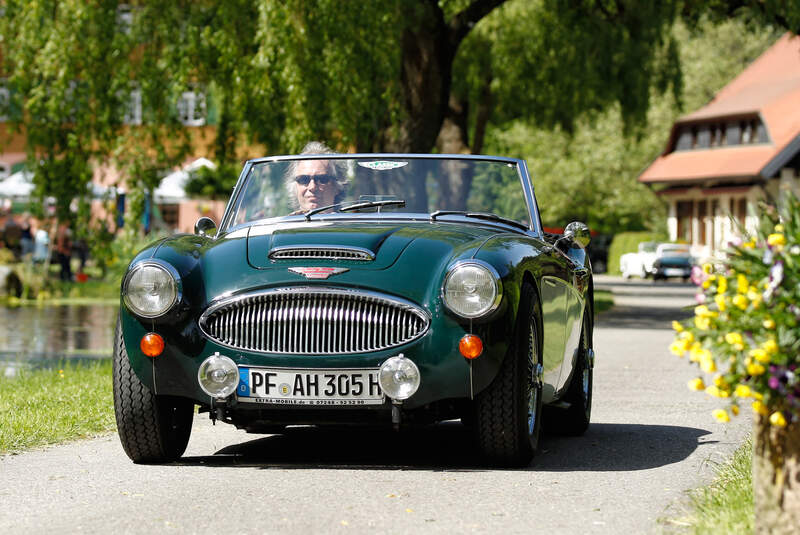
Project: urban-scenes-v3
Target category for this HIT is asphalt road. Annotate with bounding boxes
[0,276,751,534]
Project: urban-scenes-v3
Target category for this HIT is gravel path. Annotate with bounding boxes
[0,276,750,534]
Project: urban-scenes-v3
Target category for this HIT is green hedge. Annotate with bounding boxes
[607,231,667,275]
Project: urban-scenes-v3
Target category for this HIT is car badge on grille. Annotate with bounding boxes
[288,267,349,279]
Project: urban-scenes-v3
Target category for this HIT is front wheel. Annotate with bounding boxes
[112,317,194,463]
[474,283,543,467]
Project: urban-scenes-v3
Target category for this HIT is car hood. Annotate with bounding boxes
[154,221,505,306]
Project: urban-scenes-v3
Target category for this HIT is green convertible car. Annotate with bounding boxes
[114,153,595,466]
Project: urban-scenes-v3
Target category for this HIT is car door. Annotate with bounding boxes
[539,251,571,401]
[556,244,589,394]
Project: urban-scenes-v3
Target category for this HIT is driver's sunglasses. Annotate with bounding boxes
[295,174,335,186]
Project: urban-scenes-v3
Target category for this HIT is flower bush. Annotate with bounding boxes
[671,195,800,428]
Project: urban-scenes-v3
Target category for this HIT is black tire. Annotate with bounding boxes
[545,306,593,436]
[474,282,543,467]
[112,317,194,463]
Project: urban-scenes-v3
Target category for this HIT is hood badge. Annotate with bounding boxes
[288,267,350,279]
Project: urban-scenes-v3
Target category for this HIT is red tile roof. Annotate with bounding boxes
[640,33,800,184]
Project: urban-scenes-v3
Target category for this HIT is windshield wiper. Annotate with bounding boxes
[304,199,406,221]
[430,210,529,231]
[339,200,406,212]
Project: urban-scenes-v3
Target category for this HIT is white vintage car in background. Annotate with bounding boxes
[620,241,658,279]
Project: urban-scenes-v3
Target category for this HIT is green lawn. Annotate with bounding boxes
[0,360,116,454]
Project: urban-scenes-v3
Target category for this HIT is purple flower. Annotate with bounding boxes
[690,265,707,286]
[769,376,781,389]
[695,293,706,304]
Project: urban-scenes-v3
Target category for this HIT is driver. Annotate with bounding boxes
[286,141,346,213]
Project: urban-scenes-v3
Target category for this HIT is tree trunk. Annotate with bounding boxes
[753,414,800,534]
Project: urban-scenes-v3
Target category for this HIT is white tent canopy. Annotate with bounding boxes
[153,157,217,203]
[0,170,34,198]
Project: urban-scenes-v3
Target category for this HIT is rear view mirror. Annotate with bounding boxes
[563,221,590,248]
[194,216,217,237]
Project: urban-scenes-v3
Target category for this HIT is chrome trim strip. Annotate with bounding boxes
[199,287,430,355]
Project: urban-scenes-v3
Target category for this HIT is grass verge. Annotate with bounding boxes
[672,438,753,533]
[0,360,115,454]
[595,289,613,315]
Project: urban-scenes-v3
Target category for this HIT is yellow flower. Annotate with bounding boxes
[679,331,694,344]
[774,224,784,233]
[770,411,787,428]
[669,341,685,357]
[747,362,766,376]
[705,384,728,397]
[752,400,768,415]
[694,316,711,331]
[763,339,778,355]
[725,332,744,347]
[732,294,748,310]
[717,276,728,294]
[743,239,756,249]
[701,357,717,374]
[749,348,770,364]
[752,392,764,401]
[736,273,748,293]
[713,374,727,388]
[702,263,713,274]
[767,233,786,247]
[763,318,776,330]
[714,294,727,312]
[672,320,684,333]
[688,377,705,391]
[734,384,752,398]
[713,409,730,422]
[731,405,740,416]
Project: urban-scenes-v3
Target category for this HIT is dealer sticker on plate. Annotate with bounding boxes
[237,367,384,406]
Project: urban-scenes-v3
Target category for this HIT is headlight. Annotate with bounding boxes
[442,261,501,318]
[123,261,180,318]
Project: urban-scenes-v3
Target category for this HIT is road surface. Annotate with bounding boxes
[0,276,750,534]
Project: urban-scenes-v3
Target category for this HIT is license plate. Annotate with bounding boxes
[665,268,687,276]
[236,367,384,406]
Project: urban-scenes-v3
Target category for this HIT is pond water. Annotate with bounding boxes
[0,304,118,374]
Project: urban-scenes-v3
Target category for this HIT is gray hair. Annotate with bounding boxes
[285,141,347,209]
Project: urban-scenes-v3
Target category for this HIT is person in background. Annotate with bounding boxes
[19,213,33,257]
[55,221,73,281]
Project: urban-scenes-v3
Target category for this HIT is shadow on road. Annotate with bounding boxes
[175,421,715,472]
[597,304,693,330]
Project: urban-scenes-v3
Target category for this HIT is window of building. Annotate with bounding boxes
[735,198,747,228]
[677,200,693,243]
[0,85,9,122]
[159,203,180,230]
[177,91,206,126]
[697,200,708,245]
[123,88,142,125]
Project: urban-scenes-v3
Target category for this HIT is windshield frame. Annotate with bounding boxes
[218,154,543,237]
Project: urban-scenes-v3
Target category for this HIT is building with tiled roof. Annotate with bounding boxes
[639,32,800,259]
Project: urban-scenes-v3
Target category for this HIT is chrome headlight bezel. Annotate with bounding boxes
[442,260,502,319]
[122,260,182,318]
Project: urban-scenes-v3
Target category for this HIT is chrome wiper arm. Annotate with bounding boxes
[304,202,346,221]
[430,210,529,231]
[339,200,406,213]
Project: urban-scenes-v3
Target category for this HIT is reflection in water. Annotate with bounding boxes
[0,305,118,369]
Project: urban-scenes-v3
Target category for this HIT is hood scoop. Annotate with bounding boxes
[269,246,375,261]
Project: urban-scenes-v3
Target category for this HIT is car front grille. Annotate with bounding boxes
[268,247,374,261]
[199,288,429,354]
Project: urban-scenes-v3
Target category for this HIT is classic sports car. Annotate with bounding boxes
[113,153,595,467]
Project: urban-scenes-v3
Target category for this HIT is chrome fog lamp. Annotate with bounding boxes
[442,261,501,318]
[379,355,420,401]
[198,353,239,399]
[123,261,180,318]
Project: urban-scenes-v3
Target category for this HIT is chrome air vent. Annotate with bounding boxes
[199,288,429,355]
[269,246,374,261]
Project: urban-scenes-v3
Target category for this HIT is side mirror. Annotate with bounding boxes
[194,216,217,237]
[563,221,591,249]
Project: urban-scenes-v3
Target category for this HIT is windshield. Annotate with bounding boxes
[224,156,532,231]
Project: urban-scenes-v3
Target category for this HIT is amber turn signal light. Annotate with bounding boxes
[459,334,483,359]
[140,333,165,357]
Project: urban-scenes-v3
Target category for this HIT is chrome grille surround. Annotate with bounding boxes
[199,287,430,354]
[268,246,374,261]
